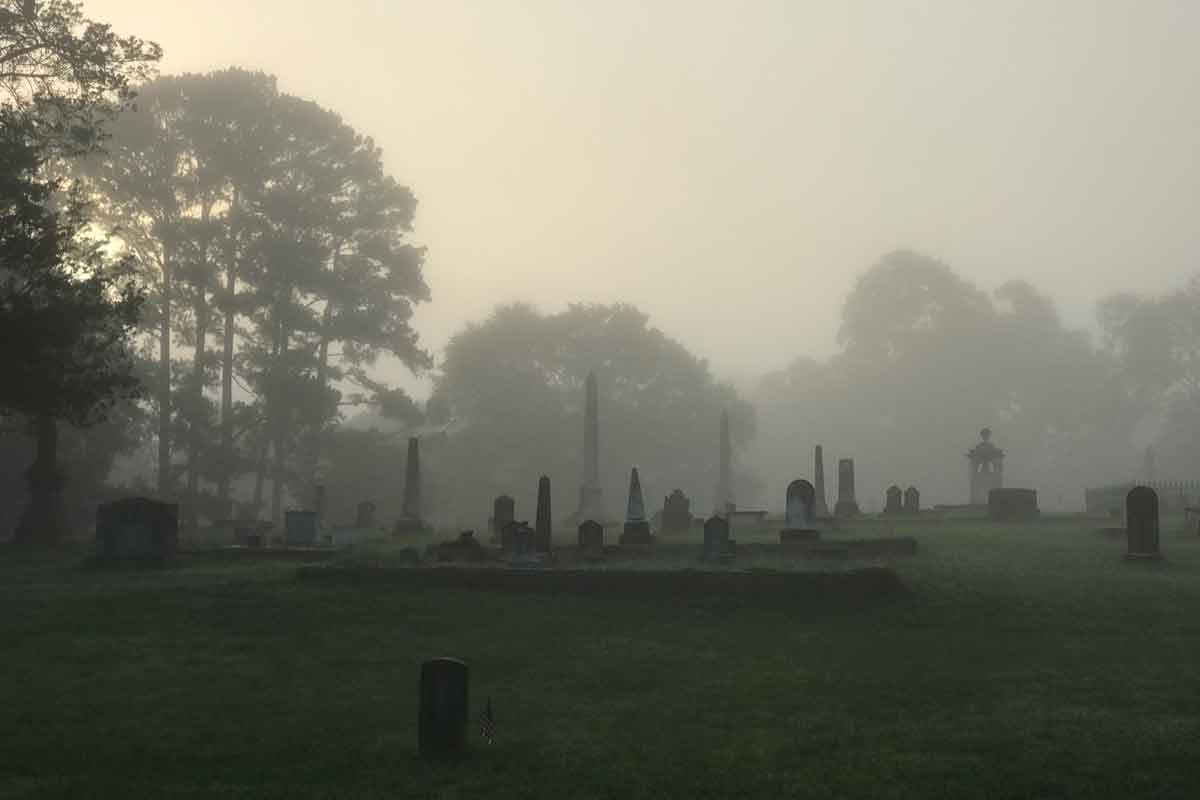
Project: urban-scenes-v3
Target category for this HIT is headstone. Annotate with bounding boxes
[813,445,831,518]
[534,476,552,552]
[285,510,319,546]
[492,495,514,543]
[884,485,903,515]
[702,515,734,562]
[394,437,425,534]
[355,500,377,528]
[509,521,535,558]
[967,427,1005,505]
[784,479,816,530]
[660,489,692,537]
[1125,486,1161,560]
[620,467,652,545]
[987,488,1039,522]
[834,459,860,518]
[95,497,179,561]
[574,371,606,522]
[714,411,733,513]
[419,657,469,758]
[435,530,486,562]
[903,486,920,514]
[578,519,604,557]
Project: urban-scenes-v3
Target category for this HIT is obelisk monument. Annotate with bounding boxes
[715,410,733,514]
[575,371,605,522]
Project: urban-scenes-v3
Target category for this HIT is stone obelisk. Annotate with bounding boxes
[534,476,552,552]
[813,445,830,518]
[575,371,605,522]
[619,466,652,545]
[394,436,425,534]
[715,410,733,514]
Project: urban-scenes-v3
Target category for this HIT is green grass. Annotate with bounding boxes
[3,517,1200,798]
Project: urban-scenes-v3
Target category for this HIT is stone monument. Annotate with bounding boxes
[813,445,831,518]
[394,436,425,534]
[967,428,1005,506]
[574,371,606,523]
[492,495,514,543]
[780,479,820,543]
[834,458,860,518]
[903,486,920,514]
[884,485,903,515]
[1125,486,1161,560]
[534,476,553,552]
[620,467,652,545]
[418,657,469,758]
[660,489,692,537]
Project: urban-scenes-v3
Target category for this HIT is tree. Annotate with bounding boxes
[426,303,757,526]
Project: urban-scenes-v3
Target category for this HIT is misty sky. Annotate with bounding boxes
[92,0,1200,396]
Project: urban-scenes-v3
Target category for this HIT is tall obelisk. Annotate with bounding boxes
[715,410,733,514]
[813,445,831,518]
[576,371,605,522]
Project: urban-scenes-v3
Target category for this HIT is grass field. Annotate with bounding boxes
[3,516,1200,798]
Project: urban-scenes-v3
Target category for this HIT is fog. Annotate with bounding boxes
[91,0,1200,387]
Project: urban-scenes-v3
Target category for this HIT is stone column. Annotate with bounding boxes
[834,458,860,518]
[575,371,605,522]
[715,410,733,513]
[813,445,830,518]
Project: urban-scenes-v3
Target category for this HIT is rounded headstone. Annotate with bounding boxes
[419,657,469,758]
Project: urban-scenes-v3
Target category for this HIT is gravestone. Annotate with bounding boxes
[394,437,425,534]
[578,519,604,557]
[834,458,860,518]
[620,467,653,545]
[434,530,486,563]
[534,476,553,552]
[1125,486,1162,560]
[419,657,469,758]
[884,485,903,515]
[813,445,831,518]
[784,479,816,529]
[509,521,535,558]
[355,500,376,528]
[660,489,692,537]
[492,495,514,543]
[285,510,319,546]
[95,498,179,561]
[903,486,920,514]
[702,515,734,561]
[987,488,1039,522]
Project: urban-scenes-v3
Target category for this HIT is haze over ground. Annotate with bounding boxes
[91,0,1200,395]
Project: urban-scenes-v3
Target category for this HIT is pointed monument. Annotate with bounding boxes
[619,467,652,545]
[813,445,831,518]
[534,476,552,552]
[714,410,733,513]
[574,371,606,523]
[393,436,425,534]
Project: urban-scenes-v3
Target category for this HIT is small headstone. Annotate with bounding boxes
[419,657,469,758]
[884,485,903,515]
[285,510,319,546]
[578,519,604,558]
[492,495,514,543]
[620,467,653,545]
[95,498,179,562]
[784,479,816,529]
[660,489,692,537]
[534,476,553,552]
[903,486,920,514]
[987,488,1039,522]
[702,515,734,562]
[1125,486,1162,560]
[355,500,377,528]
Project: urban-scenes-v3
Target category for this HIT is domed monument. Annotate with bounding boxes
[967,428,1004,506]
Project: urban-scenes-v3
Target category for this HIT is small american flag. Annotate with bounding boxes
[480,697,496,744]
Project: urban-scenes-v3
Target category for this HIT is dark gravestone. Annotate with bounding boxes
[783,479,816,530]
[95,498,178,562]
[492,495,514,543]
[702,515,734,562]
[285,510,319,546]
[394,437,425,534]
[987,488,1039,522]
[660,489,692,537]
[509,522,535,558]
[419,657,469,758]
[534,476,553,552]
[1125,486,1162,560]
[355,500,377,528]
[834,459,860,518]
[884,485,903,515]
[620,467,653,545]
[578,519,604,557]
[903,486,920,514]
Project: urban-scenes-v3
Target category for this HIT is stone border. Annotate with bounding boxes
[296,563,906,606]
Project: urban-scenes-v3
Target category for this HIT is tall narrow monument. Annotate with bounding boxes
[394,436,425,534]
[620,467,652,545]
[574,371,605,522]
[967,428,1004,506]
[534,476,552,552]
[834,458,860,518]
[813,445,830,518]
[715,410,733,513]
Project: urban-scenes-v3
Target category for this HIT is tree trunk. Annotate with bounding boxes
[269,310,290,527]
[217,192,239,517]
[185,212,213,534]
[14,413,66,545]
[304,301,334,502]
[157,243,173,497]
